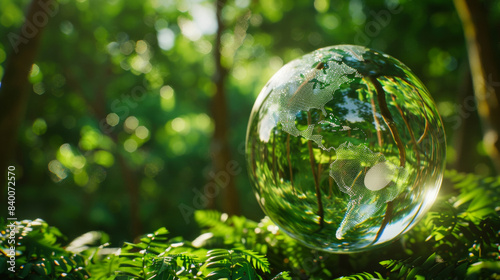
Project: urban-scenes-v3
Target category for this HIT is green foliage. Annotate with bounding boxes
[106,226,278,280]
[2,0,497,245]
[377,170,500,279]
[204,249,270,280]
[1,170,500,279]
[380,253,469,279]
[0,219,90,279]
[335,271,387,280]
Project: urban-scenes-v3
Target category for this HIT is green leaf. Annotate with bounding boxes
[234,249,270,274]
[19,263,33,278]
[271,271,292,280]
[406,267,420,280]
[421,253,436,270]
[116,266,142,277]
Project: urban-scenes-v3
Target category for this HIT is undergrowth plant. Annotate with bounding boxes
[1,170,500,279]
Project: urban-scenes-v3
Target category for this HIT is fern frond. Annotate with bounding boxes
[271,271,292,280]
[203,249,266,280]
[148,253,201,279]
[380,252,469,280]
[334,271,387,280]
[234,249,270,274]
[116,227,172,279]
[0,219,90,279]
[86,253,120,280]
[445,170,500,220]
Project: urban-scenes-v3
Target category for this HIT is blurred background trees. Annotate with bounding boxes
[0,0,499,245]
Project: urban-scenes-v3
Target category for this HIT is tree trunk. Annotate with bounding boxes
[452,68,483,174]
[454,0,500,173]
[0,0,55,201]
[117,156,143,239]
[210,0,240,215]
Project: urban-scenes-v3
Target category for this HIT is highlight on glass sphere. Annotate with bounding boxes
[245,45,446,253]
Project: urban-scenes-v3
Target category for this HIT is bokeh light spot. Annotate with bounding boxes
[124,116,139,132]
[124,139,138,153]
[171,117,188,133]
[106,113,120,127]
[94,150,115,168]
[135,126,149,140]
[32,118,47,136]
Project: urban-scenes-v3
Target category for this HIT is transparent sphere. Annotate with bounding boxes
[245,45,446,253]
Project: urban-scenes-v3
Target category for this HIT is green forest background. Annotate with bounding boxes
[1,0,500,252]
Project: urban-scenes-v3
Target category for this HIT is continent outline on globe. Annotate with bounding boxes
[246,44,445,253]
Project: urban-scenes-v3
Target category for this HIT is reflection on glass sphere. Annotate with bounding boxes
[245,45,446,253]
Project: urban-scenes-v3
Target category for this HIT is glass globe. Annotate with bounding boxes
[245,45,446,253]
